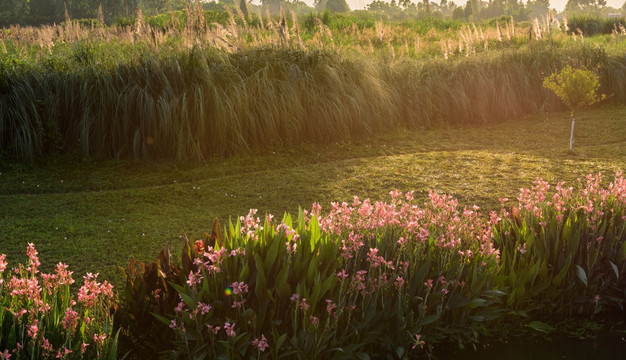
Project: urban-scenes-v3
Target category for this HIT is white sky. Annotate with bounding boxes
[289,0,625,12]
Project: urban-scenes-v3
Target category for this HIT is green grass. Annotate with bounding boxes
[0,105,624,287]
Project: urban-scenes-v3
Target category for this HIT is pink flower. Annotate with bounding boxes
[290,293,300,302]
[186,271,202,287]
[298,298,310,312]
[80,342,89,354]
[55,263,74,285]
[424,279,433,289]
[27,319,39,338]
[197,302,211,315]
[26,243,40,273]
[62,308,78,331]
[42,338,53,353]
[0,254,7,273]
[93,333,106,347]
[230,282,248,295]
[194,240,204,254]
[207,325,220,334]
[326,299,337,315]
[394,276,405,290]
[224,322,236,337]
[0,349,10,360]
[232,300,245,309]
[336,270,349,281]
[594,294,601,305]
[252,334,269,352]
[412,334,425,350]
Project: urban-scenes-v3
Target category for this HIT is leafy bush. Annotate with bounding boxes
[152,172,625,359]
[0,244,121,359]
[159,192,507,359]
[567,15,626,36]
[115,219,223,357]
[494,173,626,318]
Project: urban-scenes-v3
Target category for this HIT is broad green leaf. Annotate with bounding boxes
[526,320,554,333]
[619,241,626,261]
[417,313,440,327]
[467,298,487,309]
[308,216,321,249]
[395,347,404,358]
[275,333,288,350]
[264,236,280,272]
[575,265,588,287]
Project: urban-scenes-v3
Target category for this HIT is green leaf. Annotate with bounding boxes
[575,265,588,287]
[417,313,440,327]
[264,236,280,272]
[610,261,619,280]
[467,298,488,309]
[150,312,171,326]
[275,333,288,350]
[619,241,626,262]
[395,347,404,358]
[526,320,554,334]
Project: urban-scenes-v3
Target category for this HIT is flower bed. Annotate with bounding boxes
[3,172,625,359]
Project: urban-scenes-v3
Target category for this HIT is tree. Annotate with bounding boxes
[0,0,29,26]
[543,66,605,151]
[326,0,350,12]
[29,0,64,24]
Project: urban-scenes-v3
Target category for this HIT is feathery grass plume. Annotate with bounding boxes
[64,2,70,23]
[290,10,303,48]
[194,0,207,35]
[224,5,239,41]
[278,7,290,48]
[234,1,249,31]
[134,8,145,36]
[169,5,180,32]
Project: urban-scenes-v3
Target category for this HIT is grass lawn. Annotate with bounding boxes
[1,105,624,287]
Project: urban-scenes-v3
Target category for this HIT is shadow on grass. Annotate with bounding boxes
[437,336,626,360]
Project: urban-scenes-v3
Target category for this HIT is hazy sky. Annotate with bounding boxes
[288,0,625,11]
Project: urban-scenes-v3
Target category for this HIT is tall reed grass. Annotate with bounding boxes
[1,11,625,162]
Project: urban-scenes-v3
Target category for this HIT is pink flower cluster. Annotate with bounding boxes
[0,244,117,358]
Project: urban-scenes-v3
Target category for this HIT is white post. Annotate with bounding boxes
[569,115,575,151]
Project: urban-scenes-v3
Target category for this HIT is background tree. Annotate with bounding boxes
[0,0,29,26]
[29,0,63,24]
[326,0,350,12]
[543,66,605,151]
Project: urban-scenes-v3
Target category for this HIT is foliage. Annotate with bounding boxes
[0,244,121,359]
[493,173,626,321]
[153,172,626,359]
[115,219,223,357]
[325,0,350,13]
[162,193,504,359]
[566,15,626,36]
[543,65,604,113]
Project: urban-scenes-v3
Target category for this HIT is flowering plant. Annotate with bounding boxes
[0,244,121,359]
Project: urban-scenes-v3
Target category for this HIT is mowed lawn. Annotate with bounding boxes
[1,105,625,286]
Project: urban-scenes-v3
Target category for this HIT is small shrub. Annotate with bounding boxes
[543,65,605,150]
